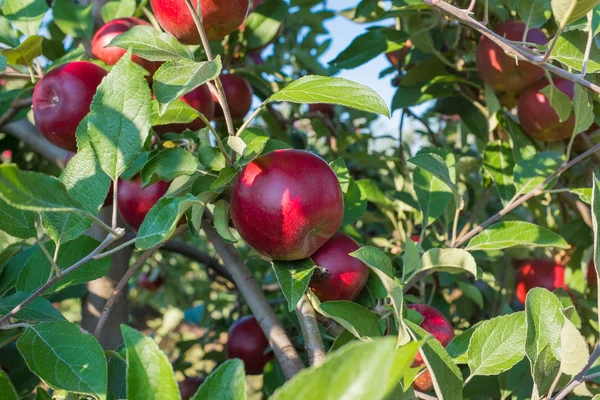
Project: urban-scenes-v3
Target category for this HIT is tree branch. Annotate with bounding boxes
[162,238,233,282]
[3,120,69,166]
[553,344,600,400]
[0,97,32,129]
[294,294,326,366]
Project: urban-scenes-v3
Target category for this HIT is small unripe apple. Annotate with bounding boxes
[408,304,454,392]
[150,0,249,44]
[515,259,566,304]
[212,74,253,120]
[92,18,162,78]
[138,272,164,292]
[154,84,215,134]
[476,21,546,94]
[230,149,343,261]
[308,103,334,118]
[226,315,272,375]
[178,377,204,400]
[386,39,413,67]
[117,178,171,231]
[32,61,107,151]
[309,233,369,302]
[518,78,575,142]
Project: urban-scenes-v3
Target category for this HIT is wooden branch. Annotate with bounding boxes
[553,344,600,400]
[162,238,233,282]
[294,294,326,366]
[0,97,32,129]
[3,120,69,166]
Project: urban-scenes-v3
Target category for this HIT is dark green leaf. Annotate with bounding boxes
[272,258,316,312]
[319,300,381,339]
[0,197,35,238]
[191,359,245,400]
[0,292,65,322]
[52,0,93,39]
[245,0,288,49]
[141,148,198,188]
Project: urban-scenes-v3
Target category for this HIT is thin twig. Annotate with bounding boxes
[405,108,441,147]
[34,236,62,277]
[0,97,32,128]
[0,322,31,330]
[456,188,490,241]
[553,344,600,400]
[581,10,594,77]
[415,391,438,400]
[294,294,326,366]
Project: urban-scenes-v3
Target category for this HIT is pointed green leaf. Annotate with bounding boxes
[272,258,316,312]
[483,141,516,204]
[518,0,552,28]
[3,0,48,36]
[551,30,600,73]
[573,84,594,135]
[214,199,237,243]
[552,0,600,29]
[413,167,452,227]
[140,148,198,188]
[541,84,572,123]
[151,99,200,126]
[319,300,381,339]
[109,25,194,61]
[0,292,65,322]
[409,153,463,209]
[0,35,43,66]
[191,359,245,400]
[466,221,569,251]
[513,151,564,195]
[560,318,589,376]
[415,248,478,279]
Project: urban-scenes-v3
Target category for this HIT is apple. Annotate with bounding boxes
[154,84,215,134]
[515,259,566,304]
[517,78,575,142]
[138,272,165,292]
[588,259,597,287]
[230,149,343,261]
[408,304,455,392]
[178,377,204,400]
[476,21,546,94]
[308,103,334,118]
[150,0,249,44]
[32,61,107,151]
[117,178,171,231]
[92,18,162,78]
[226,315,272,375]
[386,39,413,67]
[212,74,253,120]
[309,233,369,302]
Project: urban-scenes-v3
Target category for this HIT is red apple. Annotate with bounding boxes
[309,233,369,302]
[308,103,334,118]
[178,377,204,400]
[515,259,566,304]
[230,149,343,261]
[226,315,272,375]
[150,0,249,44]
[117,178,171,231]
[32,61,107,151]
[408,304,455,392]
[518,78,575,142]
[386,39,413,67]
[588,259,597,287]
[212,74,253,120]
[138,272,165,292]
[92,18,162,78]
[154,84,215,134]
[476,21,546,94]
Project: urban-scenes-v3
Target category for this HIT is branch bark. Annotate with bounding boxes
[294,294,326,366]
[553,344,600,400]
[3,120,69,166]
[0,97,32,129]
[162,238,233,282]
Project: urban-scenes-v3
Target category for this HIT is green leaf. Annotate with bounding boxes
[17,321,107,400]
[0,246,34,296]
[3,0,48,36]
[319,300,381,339]
[541,85,572,123]
[0,292,65,322]
[237,128,270,164]
[518,0,553,28]
[409,153,463,210]
[121,325,179,400]
[0,35,42,66]
[0,197,35,238]
[413,248,478,280]
[272,258,316,312]
[467,312,527,378]
[151,99,200,126]
[0,369,18,400]
[483,140,517,204]
[101,0,136,22]
[572,187,592,203]
[141,148,198,188]
[447,323,481,364]
[210,167,238,190]
[551,30,600,72]
[356,178,390,206]
[214,199,237,243]
[109,25,194,62]
[413,167,452,228]
[593,175,600,301]
[402,237,421,281]
[245,0,288,49]
[572,84,594,135]
[52,0,93,39]
[513,151,564,196]
[88,53,152,180]
[153,58,222,115]
[270,338,419,400]
[136,194,200,250]
[560,318,589,376]
[552,0,600,29]
[107,354,127,400]
[268,76,390,117]
[466,221,569,251]
[191,359,245,400]
[457,281,484,309]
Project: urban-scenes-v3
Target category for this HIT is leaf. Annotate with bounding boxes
[319,300,381,339]
[593,175,600,303]
[237,128,270,164]
[109,25,194,61]
[107,355,127,400]
[101,0,136,22]
[0,35,43,66]
[467,312,527,378]
[0,246,34,296]
[560,318,589,376]
[136,194,200,250]
[412,167,452,228]
[121,325,179,400]
[446,323,482,364]
[272,259,316,312]
[518,0,553,28]
[151,99,200,126]
[409,153,463,210]
[268,76,390,117]
[513,151,564,195]
[552,0,600,29]
[52,0,93,39]
[572,84,594,135]
[402,237,421,281]
[210,167,238,190]
[0,292,65,322]
[541,85,572,123]
[416,248,478,279]
[270,338,419,400]
[572,187,592,203]
[153,58,222,115]
[3,0,48,36]
[483,141,516,204]
[213,199,237,243]
[245,0,288,49]
[227,136,247,156]
[141,148,198,188]
[17,321,107,400]
[191,359,245,400]
[0,369,18,400]
[458,281,484,309]
[466,221,569,251]
[0,197,35,238]
[551,30,600,72]
[88,53,152,180]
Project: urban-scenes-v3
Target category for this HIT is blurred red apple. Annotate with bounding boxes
[515,259,566,304]
[178,377,204,400]
[138,272,165,292]
[212,74,253,120]
[117,178,171,231]
[227,315,272,375]
[308,103,334,118]
[154,84,215,134]
[588,259,597,287]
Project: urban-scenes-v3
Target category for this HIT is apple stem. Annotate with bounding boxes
[580,10,594,78]
[197,112,232,165]
[294,294,326,366]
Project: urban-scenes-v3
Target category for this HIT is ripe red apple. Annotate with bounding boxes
[150,0,249,44]
[212,74,253,120]
[518,78,575,141]
[408,304,455,392]
[476,21,546,94]
[230,149,343,261]
[154,84,215,134]
[117,178,171,231]
[515,259,566,304]
[588,259,597,287]
[386,39,413,67]
[308,103,334,118]
[227,315,272,375]
[309,233,369,302]
[92,18,162,78]
[138,272,165,292]
[32,61,107,151]
[178,377,204,400]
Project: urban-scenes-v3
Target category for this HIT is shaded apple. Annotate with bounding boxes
[230,149,343,261]
[518,78,575,141]
[138,272,165,292]
[226,315,272,375]
[308,103,334,118]
[476,21,546,94]
[309,233,369,302]
[117,178,171,231]
[212,74,253,120]
[178,377,204,400]
[408,304,455,392]
[32,61,107,151]
[154,84,215,134]
[515,259,566,304]
[150,0,249,44]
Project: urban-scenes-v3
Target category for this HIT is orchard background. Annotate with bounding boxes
[0,0,599,399]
